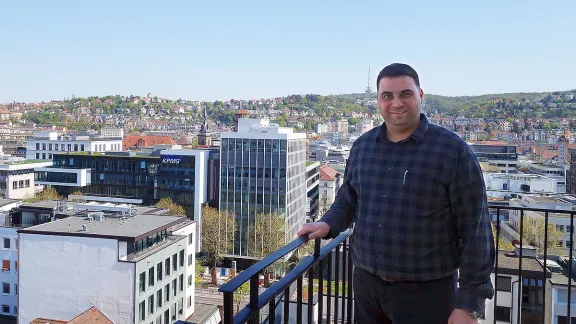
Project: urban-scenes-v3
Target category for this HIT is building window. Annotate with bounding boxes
[2,283,9,294]
[187,296,192,308]
[13,306,16,315]
[165,258,170,276]
[496,276,512,292]
[24,180,30,188]
[81,144,85,151]
[188,254,193,267]
[172,278,177,296]
[139,301,145,321]
[1,305,8,314]
[165,284,170,302]
[49,144,52,150]
[14,284,17,295]
[12,181,16,190]
[172,254,177,271]
[188,275,193,287]
[495,306,511,322]
[171,304,176,321]
[2,238,10,250]
[148,295,154,314]
[188,233,194,245]
[179,274,184,291]
[148,267,154,288]
[156,290,162,308]
[139,272,146,293]
[42,143,46,150]
[179,250,184,268]
[36,153,40,159]
[36,143,40,150]
[156,316,161,324]
[157,262,162,281]
[178,297,183,315]
[1,260,9,272]
[18,180,23,188]
[55,144,58,150]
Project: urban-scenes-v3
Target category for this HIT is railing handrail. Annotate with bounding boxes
[219,228,352,324]
[487,202,576,214]
[219,234,310,293]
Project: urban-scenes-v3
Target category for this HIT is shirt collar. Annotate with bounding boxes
[377,113,430,144]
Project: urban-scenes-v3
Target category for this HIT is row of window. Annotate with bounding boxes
[138,252,185,293]
[34,142,121,152]
[138,279,185,322]
[9,180,31,190]
[138,296,193,324]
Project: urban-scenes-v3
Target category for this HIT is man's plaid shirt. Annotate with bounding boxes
[321,113,495,315]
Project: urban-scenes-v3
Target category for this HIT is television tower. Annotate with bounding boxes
[365,66,373,94]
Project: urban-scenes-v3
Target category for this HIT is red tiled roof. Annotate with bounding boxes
[123,135,176,150]
[68,306,113,324]
[320,164,341,181]
[236,109,249,115]
[30,319,67,324]
[30,307,113,324]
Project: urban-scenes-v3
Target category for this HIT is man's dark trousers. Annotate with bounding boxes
[353,267,457,324]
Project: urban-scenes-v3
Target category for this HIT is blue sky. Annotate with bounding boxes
[1,1,574,103]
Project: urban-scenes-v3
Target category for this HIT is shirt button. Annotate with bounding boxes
[378,254,383,258]
[378,224,382,228]
[382,195,387,198]
[388,167,391,171]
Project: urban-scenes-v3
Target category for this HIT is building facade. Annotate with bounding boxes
[305,162,320,222]
[470,144,519,174]
[18,211,196,324]
[26,132,123,161]
[219,119,307,257]
[0,160,52,199]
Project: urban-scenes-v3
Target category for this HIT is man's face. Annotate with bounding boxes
[377,76,424,133]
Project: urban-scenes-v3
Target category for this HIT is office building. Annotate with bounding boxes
[220,118,307,257]
[0,199,22,320]
[0,159,52,199]
[469,144,518,173]
[18,209,196,324]
[26,131,123,161]
[305,162,320,222]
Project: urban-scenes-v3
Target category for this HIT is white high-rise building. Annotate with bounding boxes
[26,132,123,161]
[219,118,307,257]
[18,211,196,324]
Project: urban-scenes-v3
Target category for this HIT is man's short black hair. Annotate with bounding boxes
[376,63,420,90]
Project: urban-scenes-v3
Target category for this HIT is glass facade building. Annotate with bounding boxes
[220,119,307,257]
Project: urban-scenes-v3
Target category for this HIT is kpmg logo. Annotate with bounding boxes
[162,155,182,164]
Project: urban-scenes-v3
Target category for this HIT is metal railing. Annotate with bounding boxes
[215,203,576,324]
[219,229,353,324]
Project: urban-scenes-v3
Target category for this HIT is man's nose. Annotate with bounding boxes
[391,97,403,108]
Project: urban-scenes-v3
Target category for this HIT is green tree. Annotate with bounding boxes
[200,206,236,283]
[155,197,186,216]
[247,212,286,258]
[22,187,62,203]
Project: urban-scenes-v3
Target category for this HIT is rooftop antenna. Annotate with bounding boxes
[365,66,373,94]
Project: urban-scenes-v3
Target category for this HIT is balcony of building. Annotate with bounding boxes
[177,203,576,324]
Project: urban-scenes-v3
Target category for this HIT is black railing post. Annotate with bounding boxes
[341,238,347,322]
[268,298,275,324]
[517,209,524,324]
[568,212,574,322]
[334,242,340,323]
[297,276,303,324]
[283,287,290,324]
[317,258,324,324]
[494,207,500,324]
[346,237,353,324]
[542,211,549,324]
[327,256,332,324]
[249,273,259,309]
[223,291,234,324]
[307,268,313,324]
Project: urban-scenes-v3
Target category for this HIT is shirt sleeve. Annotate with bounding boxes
[319,148,358,239]
[449,145,496,316]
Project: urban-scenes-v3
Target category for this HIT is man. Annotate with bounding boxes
[297,63,495,323]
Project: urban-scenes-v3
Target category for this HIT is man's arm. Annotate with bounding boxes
[449,145,495,316]
[319,153,358,239]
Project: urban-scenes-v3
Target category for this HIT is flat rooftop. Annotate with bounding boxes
[19,213,186,241]
[495,251,547,277]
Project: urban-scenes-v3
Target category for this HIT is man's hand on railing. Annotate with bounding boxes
[297,221,330,240]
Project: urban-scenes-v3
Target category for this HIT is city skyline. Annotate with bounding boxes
[1,1,575,103]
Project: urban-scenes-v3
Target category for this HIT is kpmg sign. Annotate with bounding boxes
[162,155,182,164]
